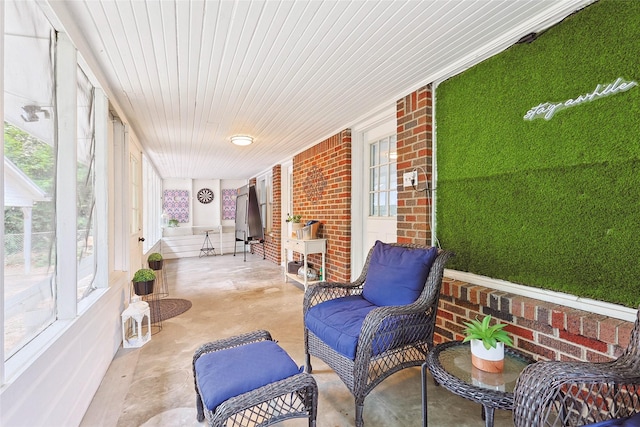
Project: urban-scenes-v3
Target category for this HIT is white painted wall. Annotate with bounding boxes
[0,273,129,426]
[193,179,221,226]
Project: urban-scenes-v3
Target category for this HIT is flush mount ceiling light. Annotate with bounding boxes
[230,135,253,146]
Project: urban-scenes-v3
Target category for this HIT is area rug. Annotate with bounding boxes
[149,298,192,323]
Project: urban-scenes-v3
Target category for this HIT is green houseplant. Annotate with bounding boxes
[286,213,302,223]
[147,252,163,270]
[463,315,513,373]
[132,268,156,295]
[286,213,303,238]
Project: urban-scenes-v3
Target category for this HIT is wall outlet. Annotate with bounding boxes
[402,170,418,188]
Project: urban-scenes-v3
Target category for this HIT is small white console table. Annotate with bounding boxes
[283,238,327,289]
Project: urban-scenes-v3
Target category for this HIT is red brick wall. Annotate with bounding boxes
[293,129,352,282]
[436,278,635,362]
[396,85,433,246]
[251,165,282,263]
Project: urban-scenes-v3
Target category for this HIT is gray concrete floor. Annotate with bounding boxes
[81,254,514,427]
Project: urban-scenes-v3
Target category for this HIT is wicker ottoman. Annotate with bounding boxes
[193,330,318,427]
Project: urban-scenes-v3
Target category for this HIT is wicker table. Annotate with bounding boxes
[422,340,533,427]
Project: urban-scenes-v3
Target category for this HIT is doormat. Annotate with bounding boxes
[149,298,192,323]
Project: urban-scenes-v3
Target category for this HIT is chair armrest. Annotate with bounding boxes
[303,280,364,314]
[513,359,640,426]
[355,303,438,361]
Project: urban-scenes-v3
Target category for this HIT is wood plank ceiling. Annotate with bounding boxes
[49,0,595,179]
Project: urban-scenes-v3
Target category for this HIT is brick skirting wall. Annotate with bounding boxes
[436,277,635,362]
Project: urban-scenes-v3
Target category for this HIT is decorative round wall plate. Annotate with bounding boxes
[197,188,214,204]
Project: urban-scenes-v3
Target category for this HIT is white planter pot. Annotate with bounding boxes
[470,339,504,373]
[288,222,303,238]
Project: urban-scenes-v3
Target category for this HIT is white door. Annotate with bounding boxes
[363,121,397,249]
[351,109,397,278]
[129,145,143,272]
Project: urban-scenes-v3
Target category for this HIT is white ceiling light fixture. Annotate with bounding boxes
[230,135,254,146]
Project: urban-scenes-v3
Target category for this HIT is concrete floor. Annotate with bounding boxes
[81,254,514,427]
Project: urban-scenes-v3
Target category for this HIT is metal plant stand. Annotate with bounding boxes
[200,229,216,257]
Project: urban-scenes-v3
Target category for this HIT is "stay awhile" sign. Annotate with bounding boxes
[524,77,637,121]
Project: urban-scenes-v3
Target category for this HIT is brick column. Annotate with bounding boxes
[250,165,281,263]
[396,85,433,246]
[293,129,351,282]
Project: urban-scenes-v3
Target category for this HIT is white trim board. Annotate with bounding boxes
[444,269,637,323]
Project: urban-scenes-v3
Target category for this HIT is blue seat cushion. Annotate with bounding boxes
[587,413,640,427]
[195,340,302,412]
[305,295,377,359]
[362,241,438,306]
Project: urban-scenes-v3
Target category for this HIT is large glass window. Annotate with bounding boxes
[4,0,57,359]
[257,174,272,232]
[76,67,96,301]
[3,1,107,372]
[142,155,162,252]
[369,135,397,217]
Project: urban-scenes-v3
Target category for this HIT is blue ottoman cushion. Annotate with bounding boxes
[305,295,378,359]
[195,340,302,412]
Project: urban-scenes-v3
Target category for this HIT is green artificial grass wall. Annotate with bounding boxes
[436,0,640,308]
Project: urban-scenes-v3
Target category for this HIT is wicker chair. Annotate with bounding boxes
[303,242,453,427]
[512,306,640,427]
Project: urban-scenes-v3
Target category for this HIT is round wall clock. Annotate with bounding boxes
[197,188,214,204]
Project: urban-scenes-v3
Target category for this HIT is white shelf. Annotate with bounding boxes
[283,238,327,289]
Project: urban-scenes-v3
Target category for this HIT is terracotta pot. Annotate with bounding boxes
[133,280,154,296]
[470,339,504,373]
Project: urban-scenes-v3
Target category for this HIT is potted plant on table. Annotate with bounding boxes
[147,252,163,270]
[286,213,303,238]
[132,268,156,296]
[463,314,513,373]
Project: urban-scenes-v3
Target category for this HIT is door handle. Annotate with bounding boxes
[138,237,145,242]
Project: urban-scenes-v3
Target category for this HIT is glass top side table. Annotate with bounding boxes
[422,340,534,427]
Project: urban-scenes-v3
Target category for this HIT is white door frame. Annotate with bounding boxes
[351,105,396,280]
[281,160,293,264]
[128,135,143,274]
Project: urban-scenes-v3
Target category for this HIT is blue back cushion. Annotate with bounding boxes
[587,413,640,427]
[195,340,302,412]
[362,241,438,306]
[305,295,377,359]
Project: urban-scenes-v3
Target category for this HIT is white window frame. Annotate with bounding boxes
[2,18,109,380]
[368,134,398,218]
[142,155,162,253]
[257,172,273,233]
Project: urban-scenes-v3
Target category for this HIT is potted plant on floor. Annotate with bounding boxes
[147,252,163,270]
[132,268,156,295]
[463,314,513,373]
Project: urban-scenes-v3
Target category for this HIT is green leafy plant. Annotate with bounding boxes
[168,218,179,227]
[147,252,163,262]
[132,268,156,282]
[286,213,302,223]
[462,315,513,350]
